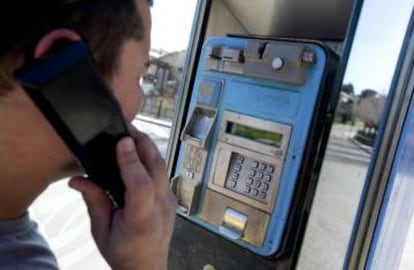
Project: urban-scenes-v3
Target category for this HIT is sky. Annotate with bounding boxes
[341,0,412,94]
[150,0,198,52]
[150,0,413,95]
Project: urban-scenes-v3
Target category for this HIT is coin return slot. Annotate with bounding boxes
[219,208,248,240]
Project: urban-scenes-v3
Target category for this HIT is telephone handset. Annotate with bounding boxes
[15,41,129,208]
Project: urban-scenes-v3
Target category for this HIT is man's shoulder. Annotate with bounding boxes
[0,213,59,270]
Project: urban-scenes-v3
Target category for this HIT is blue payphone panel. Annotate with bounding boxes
[172,37,332,256]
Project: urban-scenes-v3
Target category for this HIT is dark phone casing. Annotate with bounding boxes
[15,41,128,207]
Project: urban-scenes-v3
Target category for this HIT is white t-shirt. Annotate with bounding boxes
[0,213,59,269]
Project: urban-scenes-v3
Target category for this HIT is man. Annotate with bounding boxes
[0,0,177,269]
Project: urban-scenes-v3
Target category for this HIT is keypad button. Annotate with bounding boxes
[249,170,256,177]
[252,189,259,196]
[236,156,244,164]
[264,175,272,182]
[251,161,259,168]
[243,185,251,193]
[247,177,254,185]
[185,171,194,179]
[259,192,267,199]
[232,172,239,180]
[234,164,242,171]
[267,166,274,173]
[258,172,264,179]
[228,180,237,188]
[254,180,261,188]
[262,183,269,191]
[259,163,266,171]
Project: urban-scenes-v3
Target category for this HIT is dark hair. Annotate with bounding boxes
[0,0,149,92]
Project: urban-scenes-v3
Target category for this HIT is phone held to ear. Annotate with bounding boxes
[15,41,128,208]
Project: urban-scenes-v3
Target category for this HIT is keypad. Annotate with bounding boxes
[224,153,276,202]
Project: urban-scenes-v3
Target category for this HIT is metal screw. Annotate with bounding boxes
[203,264,216,270]
[272,57,284,70]
[302,50,317,64]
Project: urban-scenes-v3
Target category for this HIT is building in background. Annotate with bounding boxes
[140,49,187,121]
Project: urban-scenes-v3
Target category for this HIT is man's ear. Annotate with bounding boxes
[34,28,82,59]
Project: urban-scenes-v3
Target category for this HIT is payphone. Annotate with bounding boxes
[171,36,338,256]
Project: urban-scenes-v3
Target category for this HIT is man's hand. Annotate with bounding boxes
[69,125,177,270]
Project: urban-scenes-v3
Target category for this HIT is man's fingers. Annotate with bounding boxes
[127,127,169,195]
[116,137,155,215]
[68,176,112,242]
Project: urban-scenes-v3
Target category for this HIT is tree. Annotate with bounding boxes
[342,83,355,95]
[359,89,377,99]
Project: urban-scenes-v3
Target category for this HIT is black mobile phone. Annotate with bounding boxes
[15,41,128,208]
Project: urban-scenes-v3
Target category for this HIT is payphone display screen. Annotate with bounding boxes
[227,122,284,148]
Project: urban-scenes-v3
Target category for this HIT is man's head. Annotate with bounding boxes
[0,0,151,189]
[0,0,150,93]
